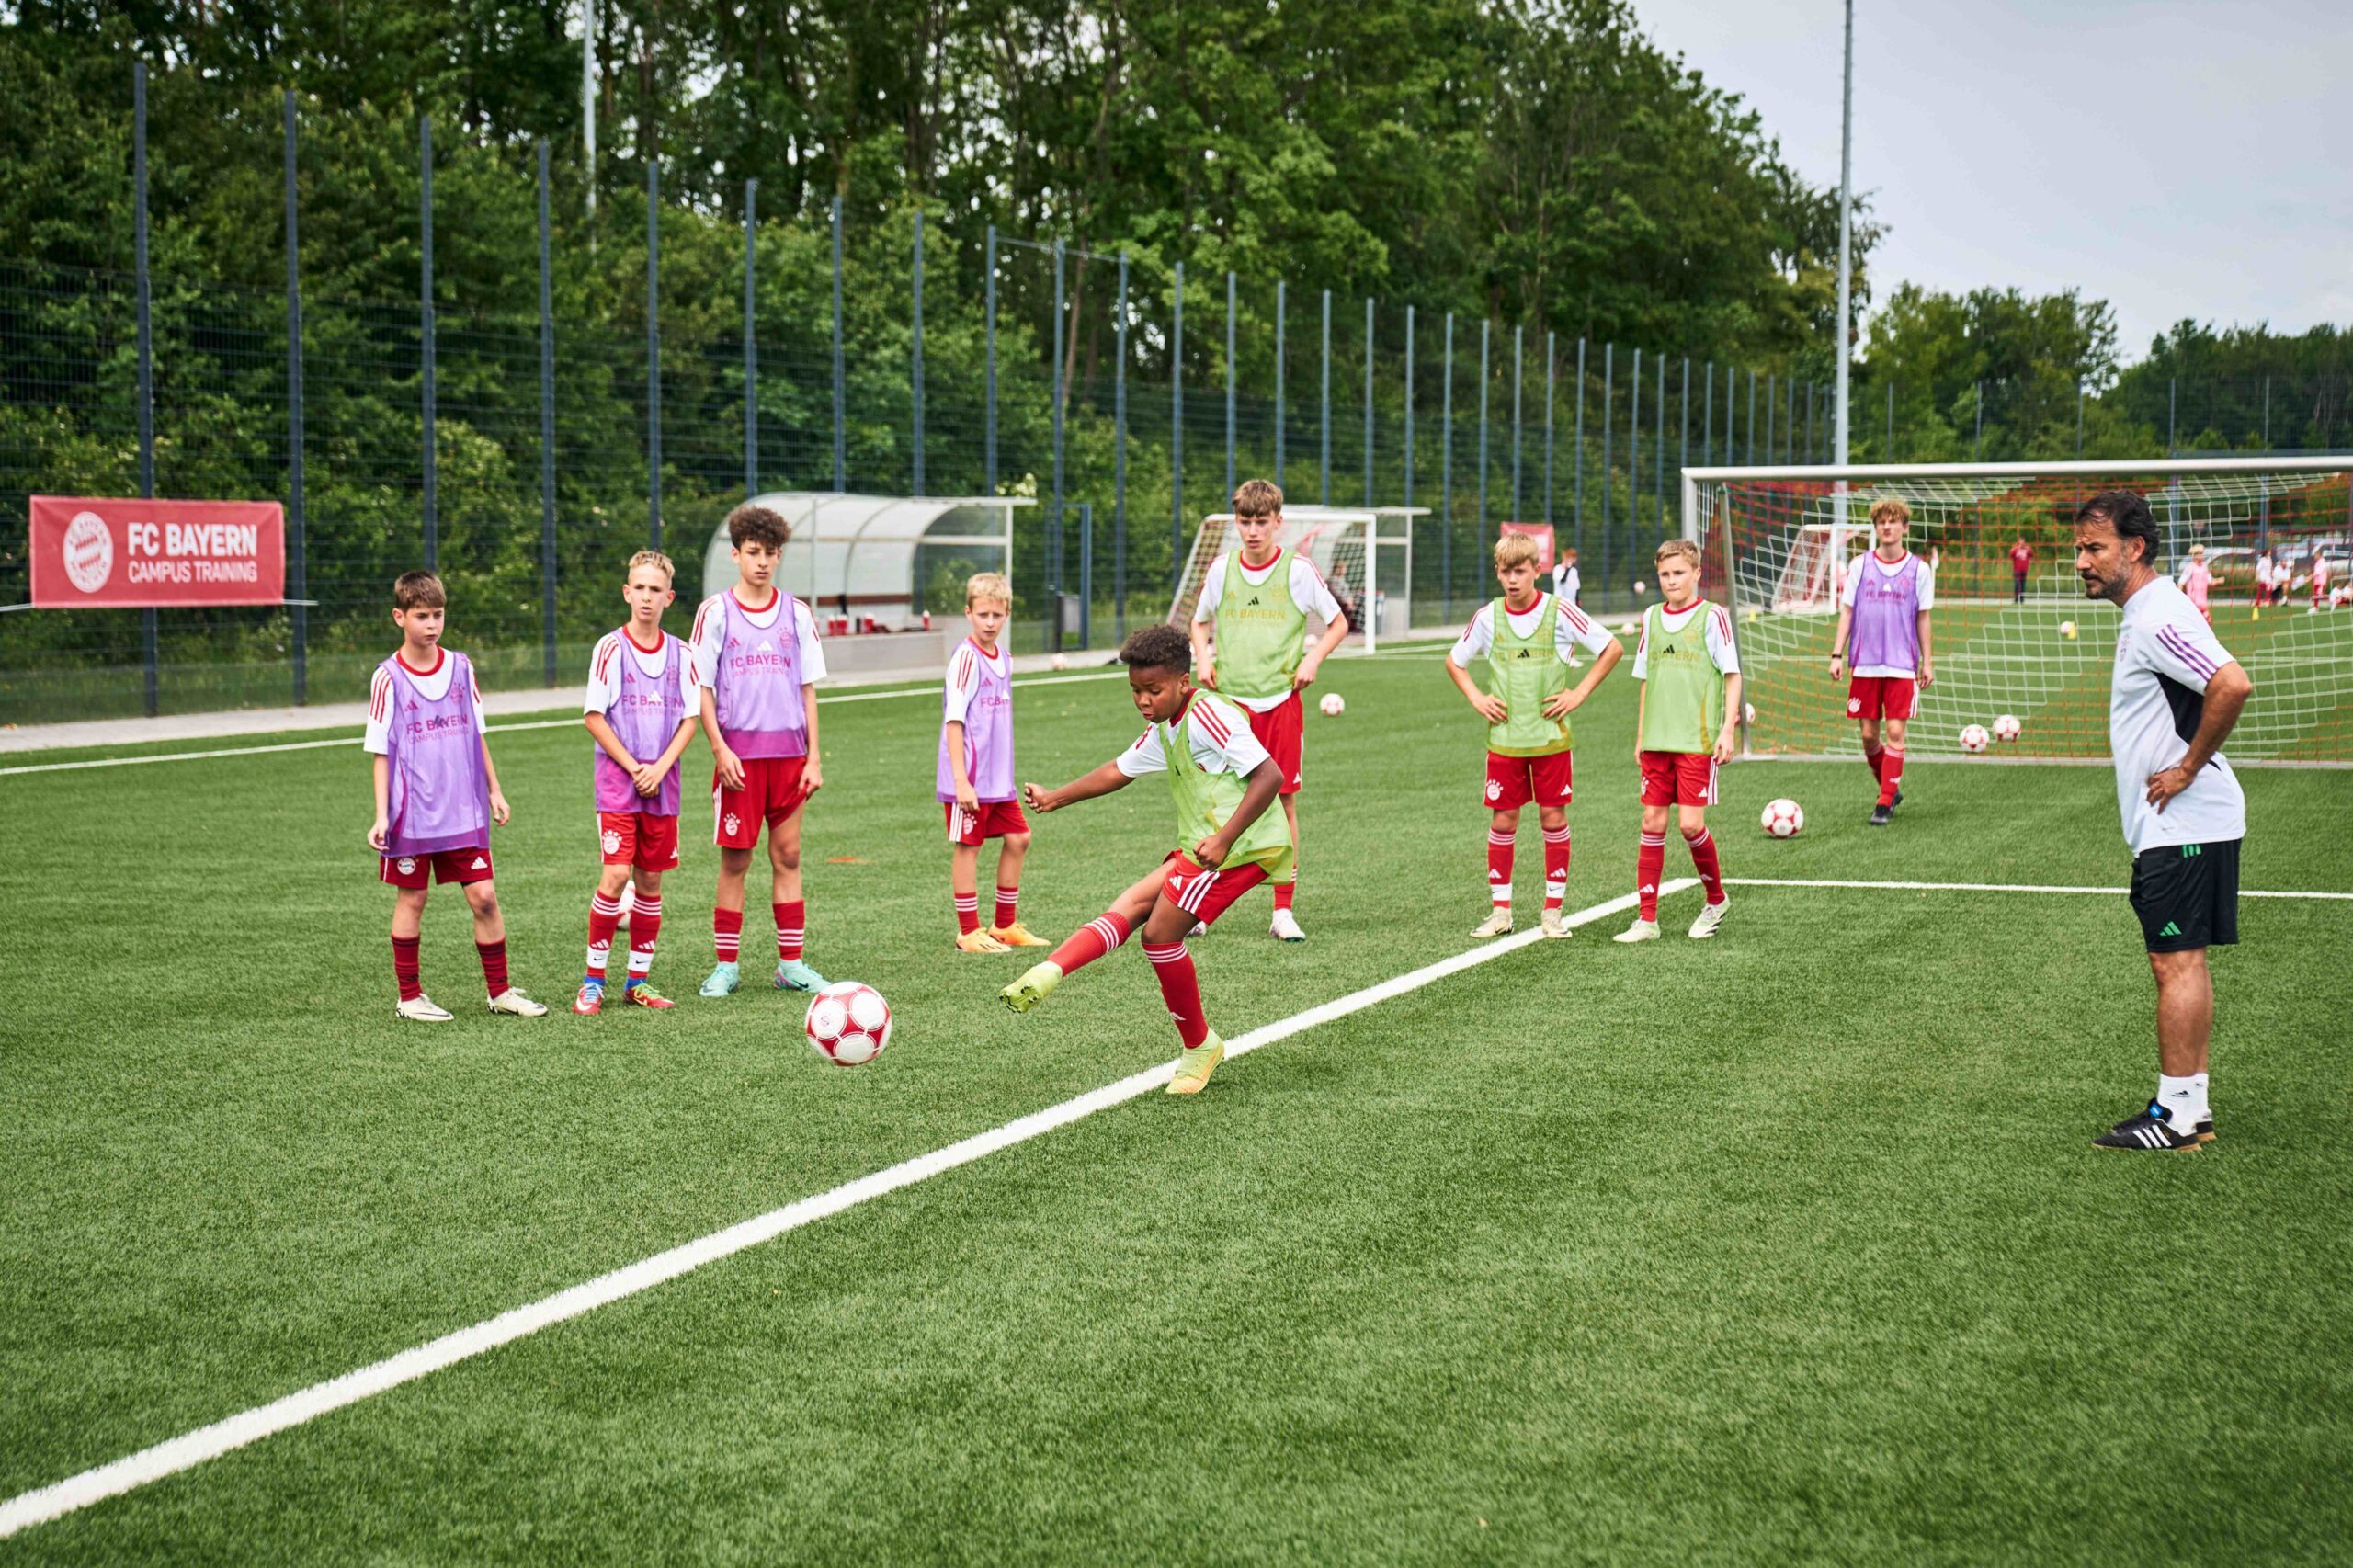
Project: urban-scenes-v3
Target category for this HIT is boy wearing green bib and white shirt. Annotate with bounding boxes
[1000,624,1288,1096]
[1190,479,1350,942]
[1447,532,1623,938]
[1616,539,1739,944]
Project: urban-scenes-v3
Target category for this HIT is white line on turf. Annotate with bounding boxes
[1722,876,2352,901]
[0,671,1130,778]
[0,878,1688,1540]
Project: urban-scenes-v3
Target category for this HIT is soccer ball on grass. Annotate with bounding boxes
[1992,713,2022,743]
[1960,723,1991,754]
[1049,653,1069,671]
[1318,692,1346,717]
[805,982,893,1066]
[1760,798,1803,838]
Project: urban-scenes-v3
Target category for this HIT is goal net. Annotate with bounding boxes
[1168,506,1407,652]
[1687,459,2353,765]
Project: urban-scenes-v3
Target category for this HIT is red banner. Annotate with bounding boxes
[1497,520,1557,573]
[29,495,285,608]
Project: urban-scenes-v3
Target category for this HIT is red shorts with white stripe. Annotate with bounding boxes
[1244,692,1304,795]
[1845,675,1916,722]
[1157,851,1270,928]
[1484,749,1574,810]
[1638,750,1719,807]
[599,811,680,871]
[713,756,807,848]
[378,846,494,889]
[944,799,1030,846]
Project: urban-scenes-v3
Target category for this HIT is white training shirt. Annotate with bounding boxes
[1841,551,1937,678]
[1192,551,1347,713]
[1114,691,1272,780]
[1550,562,1582,603]
[1631,600,1740,679]
[364,649,487,755]
[2108,574,2246,854]
[941,639,1008,725]
[582,629,697,717]
[1448,595,1615,667]
[688,588,829,692]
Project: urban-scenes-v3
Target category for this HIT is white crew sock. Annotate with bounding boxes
[2156,1073,2206,1131]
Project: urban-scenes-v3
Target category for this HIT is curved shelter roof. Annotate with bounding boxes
[701,493,1029,616]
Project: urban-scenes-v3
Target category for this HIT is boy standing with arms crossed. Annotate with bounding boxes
[692,504,830,997]
[940,573,1044,952]
[366,571,546,1020]
[575,550,699,1013]
[1614,540,1739,944]
[1445,533,1621,938]
[1188,479,1349,942]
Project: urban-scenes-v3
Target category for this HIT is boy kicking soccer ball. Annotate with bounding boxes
[1615,540,1739,943]
[999,623,1288,1096]
[576,551,700,1014]
[366,570,545,1020]
[1445,533,1621,938]
[940,573,1044,952]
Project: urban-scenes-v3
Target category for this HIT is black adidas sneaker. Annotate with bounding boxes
[2094,1101,2210,1152]
[1869,803,1893,827]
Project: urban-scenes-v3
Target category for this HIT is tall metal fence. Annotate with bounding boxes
[4,73,2347,726]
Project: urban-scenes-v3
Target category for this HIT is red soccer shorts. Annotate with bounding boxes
[713,755,808,848]
[1245,693,1305,795]
[599,810,680,871]
[379,846,494,890]
[1846,676,1916,722]
[1484,749,1574,810]
[1638,749,1719,807]
[1158,850,1271,928]
[945,799,1030,846]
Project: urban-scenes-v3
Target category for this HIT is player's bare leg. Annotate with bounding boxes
[769,810,826,991]
[702,845,755,996]
[988,831,1047,947]
[1268,794,1306,941]
[2098,948,2215,1150]
[1537,802,1573,938]
[1142,890,1225,1095]
[391,885,451,1022]
[468,880,545,1016]
[1614,803,1668,942]
[1476,804,1519,937]
[1003,865,1167,1013]
[1681,803,1730,938]
[951,840,1006,951]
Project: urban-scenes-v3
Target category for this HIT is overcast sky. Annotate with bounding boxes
[1630,0,2353,363]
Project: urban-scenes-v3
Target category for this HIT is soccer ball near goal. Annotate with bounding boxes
[1960,723,1991,754]
[804,982,893,1066]
[1318,692,1346,717]
[1760,798,1804,838]
[2059,620,2078,640]
[1993,713,2022,743]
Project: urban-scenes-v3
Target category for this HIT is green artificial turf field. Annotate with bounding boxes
[4,644,2350,1564]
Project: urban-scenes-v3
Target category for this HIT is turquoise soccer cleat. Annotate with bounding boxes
[699,960,741,998]
[773,958,828,993]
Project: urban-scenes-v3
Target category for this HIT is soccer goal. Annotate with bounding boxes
[1683,458,2353,765]
[1167,505,1416,653]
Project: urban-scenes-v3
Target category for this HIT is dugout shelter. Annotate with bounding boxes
[701,492,1029,631]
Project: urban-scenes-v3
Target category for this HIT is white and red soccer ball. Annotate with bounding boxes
[1960,723,1991,754]
[1760,798,1804,838]
[1049,653,1069,671]
[1318,692,1346,716]
[1992,713,2021,743]
[804,982,893,1066]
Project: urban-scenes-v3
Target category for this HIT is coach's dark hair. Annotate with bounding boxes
[2075,489,2159,566]
[725,503,791,550]
[1119,622,1192,674]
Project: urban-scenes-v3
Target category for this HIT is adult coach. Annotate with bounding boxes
[1828,497,1934,826]
[2074,489,2252,1153]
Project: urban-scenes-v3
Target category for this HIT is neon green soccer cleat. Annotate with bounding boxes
[1166,1032,1226,1096]
[1000,961,1064,1014]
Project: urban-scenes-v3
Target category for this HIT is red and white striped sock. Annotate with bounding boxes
[774,901,806,962]
[1273,878,1296,913]
[713,906,743,964]
[1047,911,1131,976]
[993,883,1019,929]
[1541,825,1572,911]
[1877,747,1904,808]
[477,939,510,998]
[1863,742,1885,789]
[1684,827,1725,905]
[1143,940,1210,1049]
[1487,827,1517,908]
[392,935,422,1003]
[953,892,982,935]
[1637,833,1668,920]
[626,895,662,986]
[585,891,624,982]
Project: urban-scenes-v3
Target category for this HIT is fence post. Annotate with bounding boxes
[135,62,157,716]
[1172,260,1185,586]
[1440,313,1453,620]
[1629,350,1641,550]
[1274,280,1286,489]
[1803,379,1813,463]
[2166,377,2175,455]
[1403,304,1415,510]
[1362,296,1374,506]
[420,115,437,575]
[910,208,924,494]
[1510,324,1523,520]
[1476,318,1490,545]
[984,225,996,494]
[2075,379,2084,459]
[1885,379,1893,460]
[1702,361,1713,469]
[1225,272,1236,499]
[1574,339,1586,554]
[1678,356,1689,514]
[646,159,661,547]
[1051,237,1066,642]
[830,196,844,490]
[1320,288,1331,505]
[744,177,756,497]
[283,90,307,705]
[1543,331,1555,525]
[1747,369,1757,465]
[1973,379,1983,460]
[1654,351,1666,540]
[1116,252,1129,639]
[1763,373,1774,466]
[1600,344,1613,601]
[539,142,557,687]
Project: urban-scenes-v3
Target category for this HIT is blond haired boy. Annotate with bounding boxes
[1615,540,1740,942]
[939,572,1042,950]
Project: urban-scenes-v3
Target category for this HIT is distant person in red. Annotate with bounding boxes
[2009,538,2033,605]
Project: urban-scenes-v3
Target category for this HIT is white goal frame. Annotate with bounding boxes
[1168,505,1421,654]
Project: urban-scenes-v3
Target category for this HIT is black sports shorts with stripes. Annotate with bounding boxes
[2129,838,2240,953]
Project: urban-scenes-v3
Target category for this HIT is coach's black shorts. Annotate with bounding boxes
[2130,838,2240,952]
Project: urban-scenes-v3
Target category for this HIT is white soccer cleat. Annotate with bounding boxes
[1611,917,1662,944]
[1268,908,1307,943]
[1687,896,1731,940]
[395,994,454,1023]
[1471,907,1515,938]
[486,987,549,1017]
[1540,908,1573,939]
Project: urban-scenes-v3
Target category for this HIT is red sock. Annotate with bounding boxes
[392,935,422,1002]
[1143,940,1210,1049]
[626,895,663,987]
[585,891,623,982]
[1048,911,1131,975]
[1542,826,1571,911]
[477,938,510,997]
[1637,833,1667,920]
[713,906,743,963]
[1878,747,1904,808]
[1684,827,1725,905]
[1273,879,1296,913]
[1863,742,1885,788]
[1488,825,1516,909]
[953,892,981,935]
[994,883,1019,929]
[774,900,805,962]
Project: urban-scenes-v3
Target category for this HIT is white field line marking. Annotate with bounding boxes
[0,878,1686,1540]
[1723,876,2353,901]
[0,672,1130,778]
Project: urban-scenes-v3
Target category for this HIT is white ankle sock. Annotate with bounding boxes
[2157,1073,2206,1129]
